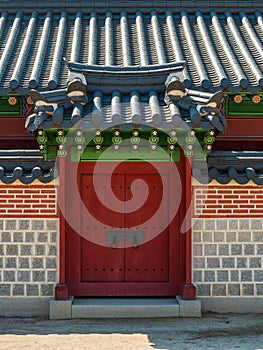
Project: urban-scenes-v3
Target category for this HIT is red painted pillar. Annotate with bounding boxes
[55,155,69,300]
[181,156,196,300]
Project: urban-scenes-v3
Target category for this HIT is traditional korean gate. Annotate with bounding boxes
[66,162,182,296]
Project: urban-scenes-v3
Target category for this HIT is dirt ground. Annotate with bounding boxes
[0,314,262,350]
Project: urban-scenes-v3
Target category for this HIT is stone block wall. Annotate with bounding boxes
[0,183,59,298]
[193,184,263,298]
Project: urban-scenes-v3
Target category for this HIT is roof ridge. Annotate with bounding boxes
[1,1,263,12]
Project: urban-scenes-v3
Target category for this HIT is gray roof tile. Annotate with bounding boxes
[1,150,263,184]
[195,151,263,185]
[1,9,263,93]
[0,150,55,184]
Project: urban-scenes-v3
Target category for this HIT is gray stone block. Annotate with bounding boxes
[216,220,227,230]
[50,232,57,243]
[5,257,17,268]
[1,232,11,242]
[241,271,252,282]
[231,244,242,255]
[256,284,263,296]
[19,258,30,269]
[228,219,238,230]
[193,271,202,282]
[176,296,201,317]
[47,271,58,282]
[18,220,30,230]
[0,297,49,317]
[204,244,217,256]
[48,245,57,256]
[46,220,58,231]
[204,220,215,230]
[196,284,210,297]
[17,271,30,282]
[217,271,229,282]
[5,220,17,230]
[6,244,18,255]
[218,244,229,256]
[204,271,215,282]
[236,257,247,268]
[35,245,46,255]
[202,232,213,242]
[32,220,45,230]
[214,232,225,242]
[12,284,25,296]
[253,232,263,242]
[193,258,205,268]
[207,257,220,268]
[249,258,261,268]
[238,232,251,242]
[244,244,255,255]
[13,232,23,242]
[13,232,24,243]
[50,296,73,320]
[41,284,55,296]
[0,284,11,296]
[0,220,3,230]
[37,232,48,242]
[0,245,4,255]
[193,232,201,242]
[4,271,15,282]
[251,219,263,230]
[257,244,263,255]
[33,271,46,282]
[230,270,239,282]
[25,232,35,242]
[212,284,226,296]
[46,258,57,269]
[242,284,254,296]
[32,258,44,269]
[222,257,235,268]
[20,245,33,255]
[239,219,250,230]
[228,284,240,296]
[192,219,204,231]
[226,232,237,242]
[200,297,263,313]
[254,270,263,282]
[193,244,203,255]
[0,258,3,268]
[26,284,39,296]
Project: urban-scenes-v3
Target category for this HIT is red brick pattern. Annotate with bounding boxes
[194,186,263,218]
[0,185,57,217]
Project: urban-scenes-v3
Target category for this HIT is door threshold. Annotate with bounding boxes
[50,296,201,319]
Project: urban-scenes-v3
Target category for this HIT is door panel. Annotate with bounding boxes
[125,174,169,282]
[81,174,125,282]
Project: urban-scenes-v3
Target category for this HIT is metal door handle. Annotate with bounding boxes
[132,235,139,249]
[111,235,118,249]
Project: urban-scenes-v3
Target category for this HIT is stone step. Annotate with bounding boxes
[72,298,180,319]
[49,296,201,319]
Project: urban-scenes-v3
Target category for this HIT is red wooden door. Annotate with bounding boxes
[67,162,180,296]
[81,174,125,282]
[125,173,169,282]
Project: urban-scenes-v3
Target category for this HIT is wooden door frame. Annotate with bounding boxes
[55,151,196,300]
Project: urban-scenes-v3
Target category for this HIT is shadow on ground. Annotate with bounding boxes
[0,313,262,350]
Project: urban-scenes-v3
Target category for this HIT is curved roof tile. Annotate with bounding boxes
[1,151,263,185]
[194,151,263,185]
[0,9,263,93]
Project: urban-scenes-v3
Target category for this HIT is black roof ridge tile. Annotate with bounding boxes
[1,2,263,13]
